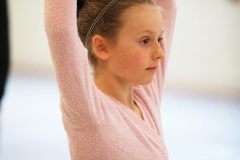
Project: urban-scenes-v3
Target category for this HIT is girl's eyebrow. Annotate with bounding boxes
[138,29,164,35]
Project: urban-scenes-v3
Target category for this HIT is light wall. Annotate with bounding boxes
[8,0,240,99]
[165,0,240,99]
[8,0,52,74]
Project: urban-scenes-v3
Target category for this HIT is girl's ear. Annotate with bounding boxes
[92,35,110,61]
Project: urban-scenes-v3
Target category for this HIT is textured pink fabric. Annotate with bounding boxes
[44,0,176,159]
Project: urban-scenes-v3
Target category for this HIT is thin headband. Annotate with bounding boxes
[85,0,118,46]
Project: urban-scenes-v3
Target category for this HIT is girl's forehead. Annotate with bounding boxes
[120,4,164,34]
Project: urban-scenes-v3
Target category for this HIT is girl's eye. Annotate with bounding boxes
[158,37,163,43]
[141,39,149,45]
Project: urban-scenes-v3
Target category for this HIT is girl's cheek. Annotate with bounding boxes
[129,54,144,70]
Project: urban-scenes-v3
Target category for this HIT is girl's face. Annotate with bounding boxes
[106,3,164,85]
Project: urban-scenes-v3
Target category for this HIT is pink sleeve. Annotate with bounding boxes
[157,0,177,84]
[155,0,177,60]
[142,0,177,106]
[44,0,98,120]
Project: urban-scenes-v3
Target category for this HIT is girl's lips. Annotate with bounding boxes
[147,66,158,70]
[146,66,158,71]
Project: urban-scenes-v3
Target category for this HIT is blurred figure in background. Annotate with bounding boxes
[0,0,9,109]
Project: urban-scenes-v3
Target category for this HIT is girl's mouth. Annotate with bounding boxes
[146,66,158,71]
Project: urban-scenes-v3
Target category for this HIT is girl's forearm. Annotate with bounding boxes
[154,0,177,54]
[44,0,78,38]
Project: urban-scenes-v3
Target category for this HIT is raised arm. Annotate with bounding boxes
[143,0,176,106]
[45,0,79,56]
[44,0,87,98]
[157,0,176,94]
[155,0,176,58]
[44,0,97,119]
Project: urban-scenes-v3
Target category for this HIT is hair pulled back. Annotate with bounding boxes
[77,0,155,66]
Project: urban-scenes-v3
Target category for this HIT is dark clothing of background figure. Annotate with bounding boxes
[0,0,10,108]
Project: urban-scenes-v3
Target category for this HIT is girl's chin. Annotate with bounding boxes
[133,78,154,86]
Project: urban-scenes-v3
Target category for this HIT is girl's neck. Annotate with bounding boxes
[94,66,143,119]
[94,69,136,110]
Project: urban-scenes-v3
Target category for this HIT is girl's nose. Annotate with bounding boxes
[152,43,164,60]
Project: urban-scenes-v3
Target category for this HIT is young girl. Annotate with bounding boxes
[45,0,176,159]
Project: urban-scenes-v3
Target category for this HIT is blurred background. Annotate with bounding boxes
[0,0,240,160]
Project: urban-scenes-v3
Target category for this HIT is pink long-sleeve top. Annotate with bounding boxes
[44,0,176,159]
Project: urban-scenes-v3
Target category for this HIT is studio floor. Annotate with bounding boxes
[1,73,240,160]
